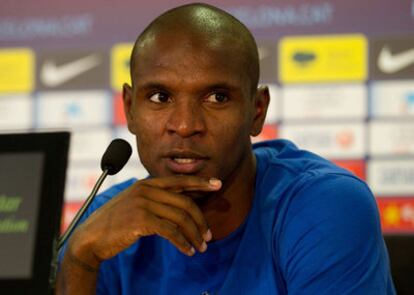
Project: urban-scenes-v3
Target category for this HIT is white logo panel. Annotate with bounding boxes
[69,128,113,162]
[370,81,414,118]
[368,160,414,196]
[369,121,414,156]
[264,84,280,123]
[0,95,32,130]
[281,83,367,120]
[65,164,115,201]
[280,122,366,159]
[36,90,110,128]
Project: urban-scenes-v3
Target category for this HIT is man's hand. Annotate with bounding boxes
[66,175,221,271]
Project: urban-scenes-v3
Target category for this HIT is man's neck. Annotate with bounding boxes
[199,151,256,241]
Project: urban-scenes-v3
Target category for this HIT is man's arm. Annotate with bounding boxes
[56,176,220,295]
[277,174,395,294]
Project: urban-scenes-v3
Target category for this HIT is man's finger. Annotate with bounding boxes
[138,185,210,241]
[136,196,205,252]
[153,218,195,256]
[142,175,222,193]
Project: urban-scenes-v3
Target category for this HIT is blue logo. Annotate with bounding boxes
[406,92,414,106]
[65,102,82,119]
[406,92,414,108]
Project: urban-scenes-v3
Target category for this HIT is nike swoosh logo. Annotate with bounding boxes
[41,54,101,87]
[378,46,414,74]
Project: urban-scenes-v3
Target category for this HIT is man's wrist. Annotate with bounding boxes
[66,249,99,273]
[66,229,101,272]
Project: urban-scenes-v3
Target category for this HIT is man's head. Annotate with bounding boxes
[123,3,269,193]
[130,3,260,95]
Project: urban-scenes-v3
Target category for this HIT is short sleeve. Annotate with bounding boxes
[276,173,395,294]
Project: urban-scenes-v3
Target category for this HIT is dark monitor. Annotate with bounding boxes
[384,235,414,295]
[0,132,69,294]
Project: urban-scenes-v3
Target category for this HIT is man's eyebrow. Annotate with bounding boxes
[135,81,241,92]
[135,82,169,91]
[205,83,239,92]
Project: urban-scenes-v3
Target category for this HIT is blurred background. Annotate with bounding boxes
[0,0,413,241]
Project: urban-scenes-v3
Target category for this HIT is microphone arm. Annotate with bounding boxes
[49,138,132,290]
[58,138,132,250]
[57,168,109,250]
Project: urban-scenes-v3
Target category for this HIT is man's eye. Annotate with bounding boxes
[149,92,170,103]
[205,93,229,103]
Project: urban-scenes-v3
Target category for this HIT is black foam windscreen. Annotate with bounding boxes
[100,139,132,175]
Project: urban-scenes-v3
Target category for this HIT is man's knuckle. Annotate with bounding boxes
[168,226,181,238]
[182,198,194,211]
[177,211,190,223]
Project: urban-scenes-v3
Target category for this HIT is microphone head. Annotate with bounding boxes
[100,139,133,175]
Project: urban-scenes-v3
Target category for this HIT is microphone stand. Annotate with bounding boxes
[49,168,109,290]
[58,168,109,250]
[49,138,132,292]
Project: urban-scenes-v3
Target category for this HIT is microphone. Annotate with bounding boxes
[101,138,133,175]
[57,138,132,250]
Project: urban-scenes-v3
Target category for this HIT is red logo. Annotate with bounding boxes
[113,92,126,125]
[377,198,414,234]
[336,130,354,149]
[332,159,366,180]
[61,202,83,234]
[251,124,278,143]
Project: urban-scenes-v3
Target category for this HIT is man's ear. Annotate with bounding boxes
[250,85,270,136]
[122,83,136,134]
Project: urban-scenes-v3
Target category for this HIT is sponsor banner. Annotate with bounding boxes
[257,41,278,82]
[36,90,110,128]
[369,121,414,156]
[265,84,280,123]
[280,122,365,159]
[377,198,414,233]
[0,95,32,130]
[368,159,414,196]
[279,34,367,83]
[37,49,108,90]
[69,128,113,162]
[61,201,83,234]
[0,48,34,93]
[370,37,414,80]
[281,83,367,120]
[113,92,127,125]
[332,159,366,180]
[65,164,115,201]
[370,80,414,118]
[111,43,133,91]
[251,124,278,144]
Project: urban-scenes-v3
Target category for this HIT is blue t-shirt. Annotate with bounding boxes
[61,139,395,294]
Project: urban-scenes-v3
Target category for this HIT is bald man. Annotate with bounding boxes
[57,3,395,294]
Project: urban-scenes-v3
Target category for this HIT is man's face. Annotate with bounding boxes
[124,31,267,189]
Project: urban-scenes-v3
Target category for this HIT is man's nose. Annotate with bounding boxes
[166,99,206,138]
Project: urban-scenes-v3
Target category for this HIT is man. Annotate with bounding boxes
[57,3,395,294]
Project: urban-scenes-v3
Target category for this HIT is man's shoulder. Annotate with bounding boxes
[253,139,350,176]
[253,139,358,195]
[99,178,137,200]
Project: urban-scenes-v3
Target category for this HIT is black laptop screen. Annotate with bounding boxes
[0,152,44,279]
[0,132,69,294]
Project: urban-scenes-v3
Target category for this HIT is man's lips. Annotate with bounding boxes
[163,150,209,174]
